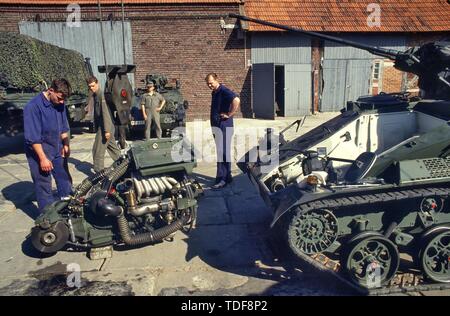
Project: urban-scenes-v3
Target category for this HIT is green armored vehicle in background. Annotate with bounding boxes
[130,74,189,138]
[233,14,450,293]
[0,32,92,137]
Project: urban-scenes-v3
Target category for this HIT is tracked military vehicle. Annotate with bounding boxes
[99,64,136,149]
[29,135,202,254]
[232,14,450,293]
[130,74,188,138]
[0,32,91,137]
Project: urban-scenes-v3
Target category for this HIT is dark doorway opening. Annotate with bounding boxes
[275,65,285,117]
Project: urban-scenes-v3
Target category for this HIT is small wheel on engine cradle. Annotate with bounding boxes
[344,233,400,288]
[420,229,450,283]
[286,208,339,255]
[30,221,69,254]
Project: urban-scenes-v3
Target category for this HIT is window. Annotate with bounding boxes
[372,60,382,80]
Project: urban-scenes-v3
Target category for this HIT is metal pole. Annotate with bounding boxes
[97,0,108,79]
[121,0,127,65]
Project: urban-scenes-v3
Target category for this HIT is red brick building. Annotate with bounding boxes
[0,0,248,120]
[244,0,450,116]
[1,0,449,119]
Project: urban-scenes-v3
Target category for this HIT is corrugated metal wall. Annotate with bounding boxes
[324,35,406,60]
[251,33,311,64]
[19,21,135,88]
[321,34,406,111]
[321,59,372,111]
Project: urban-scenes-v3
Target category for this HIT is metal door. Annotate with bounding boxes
[345,59,372,102]
[321,59,371,111]
[252,63,275,119]
[321,60,347,112]
[284,64,311,116]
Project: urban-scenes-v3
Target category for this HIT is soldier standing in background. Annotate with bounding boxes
[87,76,121,172]
[141,80,166,139]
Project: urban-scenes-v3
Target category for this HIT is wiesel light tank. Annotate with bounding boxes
[232,14,450,293]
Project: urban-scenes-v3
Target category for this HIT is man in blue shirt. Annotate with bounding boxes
[23,79,73,212]
[205,73,240,189]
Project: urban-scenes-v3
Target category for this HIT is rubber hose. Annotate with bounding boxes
[74,161,120,199]
[74,168,108,198]
[117,214,188,246]
[110,191,126,207]
[108,158,130,184]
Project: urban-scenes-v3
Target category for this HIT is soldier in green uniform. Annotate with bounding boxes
[141,80,166,139]
[87,76,121,172]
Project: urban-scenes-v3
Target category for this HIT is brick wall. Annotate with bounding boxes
[380,60,404,93]
[0,4,250,120]
[311,38,322,113]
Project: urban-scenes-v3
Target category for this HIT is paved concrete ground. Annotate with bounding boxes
[0,114,446,296]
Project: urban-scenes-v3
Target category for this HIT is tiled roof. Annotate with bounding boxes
[0,0,241,4]
[244,0,450,32]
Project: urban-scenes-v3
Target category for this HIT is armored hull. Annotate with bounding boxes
[241,95,450,292]
[231,13,450,292]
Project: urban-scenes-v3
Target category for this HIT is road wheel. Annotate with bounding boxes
[343,233,399,288]
[419,228,450,283]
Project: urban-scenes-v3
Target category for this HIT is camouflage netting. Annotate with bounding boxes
[0,32,89,95]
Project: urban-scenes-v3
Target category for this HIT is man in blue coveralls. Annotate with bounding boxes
[205,73,240,189]
[23,78,73,212]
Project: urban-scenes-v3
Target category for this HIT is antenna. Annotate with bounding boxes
[97,0,108,79]
[121,0,127,65]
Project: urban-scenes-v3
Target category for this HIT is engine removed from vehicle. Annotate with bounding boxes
[29,136,203,254]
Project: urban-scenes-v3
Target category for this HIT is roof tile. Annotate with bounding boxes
[244,0,450,32]
[0,0,240,4]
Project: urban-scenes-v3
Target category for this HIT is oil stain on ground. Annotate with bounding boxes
[0,262,134,296]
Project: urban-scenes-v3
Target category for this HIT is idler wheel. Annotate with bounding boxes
[286,208,339,255]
